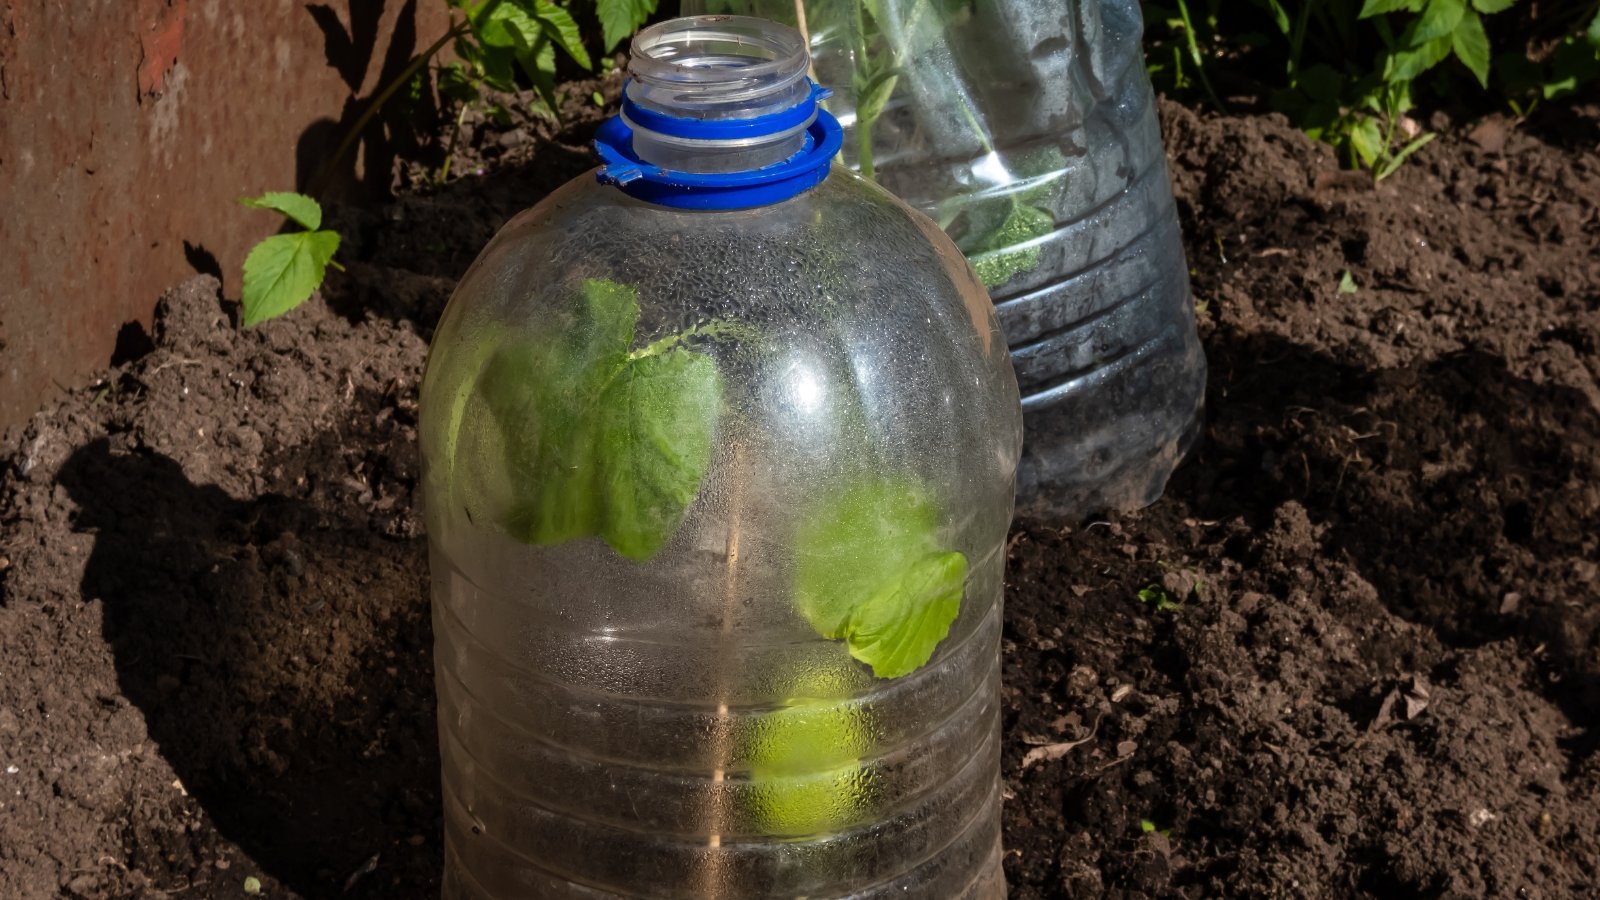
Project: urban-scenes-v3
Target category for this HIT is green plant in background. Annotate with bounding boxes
[238,193,343,327]
[1144,0,1599,178]
[245,1,662,325]
[1498,5,1600,113]
[311,0,658,191]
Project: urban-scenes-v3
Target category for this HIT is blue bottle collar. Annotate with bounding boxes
[594,80,844,211]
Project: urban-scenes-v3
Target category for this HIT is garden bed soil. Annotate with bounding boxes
[1,88,1598,898]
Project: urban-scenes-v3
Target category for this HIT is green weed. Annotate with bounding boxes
[1145,0,1594,178]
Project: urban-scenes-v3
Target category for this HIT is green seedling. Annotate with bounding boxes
[1338,270,1359,293]
[238,193,342,327]
[1138,583,1182,613]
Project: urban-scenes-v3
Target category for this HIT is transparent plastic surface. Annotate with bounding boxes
[419,168,1022,896]
[686,0,1208,516]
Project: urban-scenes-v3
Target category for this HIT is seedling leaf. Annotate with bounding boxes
[967,202,1053,289]
[594,348,720,560]
[1376,132,1436,180]
[794,478,968,678]
[1347,116,1385,168]
[1389,34,1453,81]
[1406,0,1465,46]
[475,279,720,560]
[596,0,658,53]
[749,693,868,836]
[534,0,592,70]
[1450,10,1491,88]
[1338,270,1360,293]
[1359,0,1425,18]
[241,231,341,327]
[845,551,966,678]
[1137,583,1181,612]
[240,192,322,230]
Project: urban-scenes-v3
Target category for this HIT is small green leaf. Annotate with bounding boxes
[593,347,720,560]
[596,0,658,53]
[1389,34,1453,81]
[1451,10,1491,88]
[437,62,482,105]
[845,551,966,678]
[475,279,721,560]
[1338,270,1360,294]
[1376,131,1437,180]
[1137,583,1181,612]
[476,0,540,48]
[1543,34,1600,99]
[533,0,592,70]
[240,192,322,230]
[1140,819,1158,833]
[853,68,901,125]
[1359,0,1424,18]
[793,478,967,678]
[965,202,1054,289]
[748,684,869,836]
[241,231,340,327]
[1469,0,1514,11]
[1407,0,1465,46]
[1264,0,1291,35]
[243,876,262,895]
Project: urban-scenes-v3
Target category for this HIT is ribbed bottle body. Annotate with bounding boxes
[682,0,1207,515]
[420,173,1021,897]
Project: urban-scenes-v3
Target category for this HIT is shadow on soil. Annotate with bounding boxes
[57,437,439,898]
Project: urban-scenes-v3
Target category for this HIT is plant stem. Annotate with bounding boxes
[310,20,471,198]
[1175,0,1226,110]
[1288,0,1314,86]
[436,101,471,186]
[794,0,815,81]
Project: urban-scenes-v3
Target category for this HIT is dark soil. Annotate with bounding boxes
[2,86,1598,897]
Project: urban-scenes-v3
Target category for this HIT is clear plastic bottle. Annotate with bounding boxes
[685,0,1207,517]
[418,16,1021,898]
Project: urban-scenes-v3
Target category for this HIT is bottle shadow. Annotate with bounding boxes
[57,434,439,898]
[1175,327,1600,762]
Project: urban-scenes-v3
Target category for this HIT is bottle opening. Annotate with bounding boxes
[625,16,814,173]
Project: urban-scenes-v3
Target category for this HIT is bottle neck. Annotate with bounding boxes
[623,16,813,174]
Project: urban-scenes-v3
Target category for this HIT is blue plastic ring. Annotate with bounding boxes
[593,108,844,211]
[620,80,831,141]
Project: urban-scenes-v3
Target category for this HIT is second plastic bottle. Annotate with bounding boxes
[418,15,1022,898]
